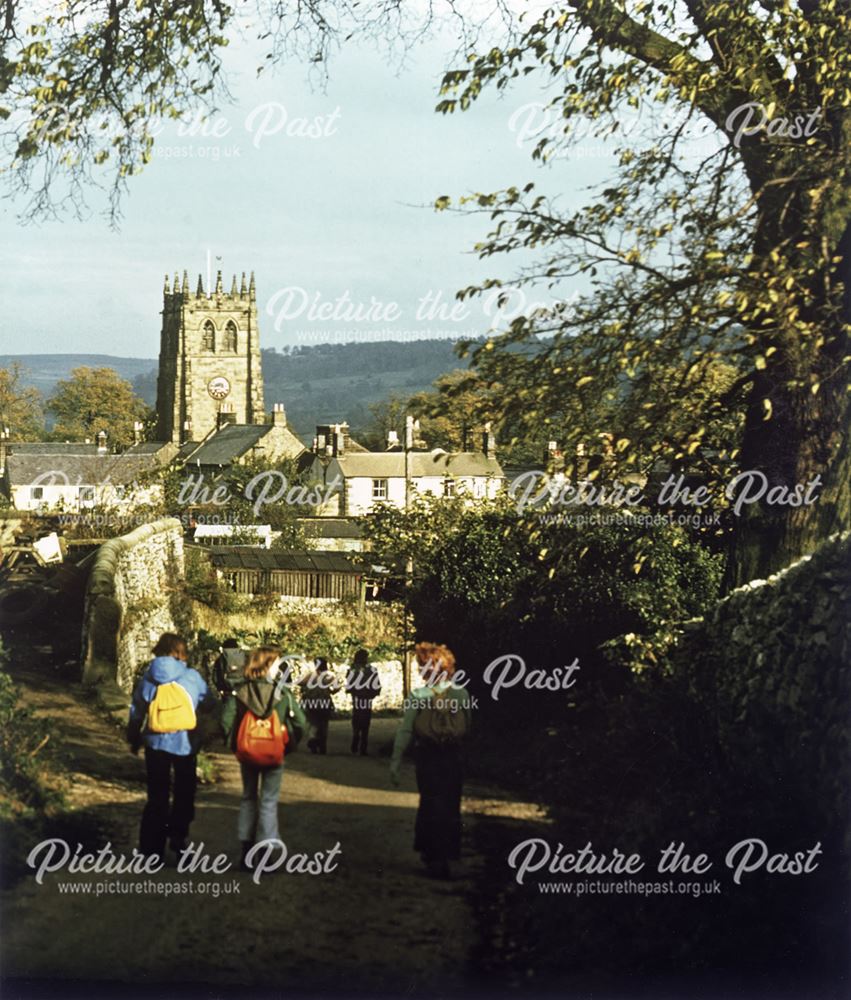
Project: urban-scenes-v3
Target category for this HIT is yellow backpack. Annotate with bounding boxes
[147,681,197,733]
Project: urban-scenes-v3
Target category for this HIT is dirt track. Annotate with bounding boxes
[0,653,543,996]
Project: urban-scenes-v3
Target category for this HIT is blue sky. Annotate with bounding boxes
[0,14,615,357]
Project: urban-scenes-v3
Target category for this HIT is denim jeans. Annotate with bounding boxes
[238,761,284,843]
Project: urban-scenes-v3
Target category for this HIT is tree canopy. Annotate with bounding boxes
[2,0,847,582]
[432,0,851,583]
[0,363,44,441]
[47,365,148,448]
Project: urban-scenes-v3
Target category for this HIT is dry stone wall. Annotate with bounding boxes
[619,530,850,848]
[82,518,185,693]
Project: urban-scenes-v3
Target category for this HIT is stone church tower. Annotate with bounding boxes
[156,269,265,444]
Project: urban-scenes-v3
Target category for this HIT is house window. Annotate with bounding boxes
[202,320,216,351]
[371,478,388,500]
[474,479,485,498]
[30,486,44,501]
[224,320,238,352]
[79,486,95,505]
[443,478,456,497]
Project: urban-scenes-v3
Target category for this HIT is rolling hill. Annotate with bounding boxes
[3,341,473,438]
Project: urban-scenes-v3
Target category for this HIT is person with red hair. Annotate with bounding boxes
[390,641,472,879]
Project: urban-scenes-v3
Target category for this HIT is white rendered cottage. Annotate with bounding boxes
[304,423,504,516]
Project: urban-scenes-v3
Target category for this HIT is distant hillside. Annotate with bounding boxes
[4,340,473,438]
[0,354,158,395]
[260,342,471,435]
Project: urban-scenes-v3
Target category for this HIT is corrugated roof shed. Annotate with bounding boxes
[209,547,369,573]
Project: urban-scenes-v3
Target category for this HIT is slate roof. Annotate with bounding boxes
[186,424,271,466]
[5,452,155,486]
[7,442,98,454]
[178,440,201,460]
[209,547,369,574]
[332,450,504,478]
[124,442,172,456]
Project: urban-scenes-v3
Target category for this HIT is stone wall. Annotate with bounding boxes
[621,531,851,844]
[81,518,185,693]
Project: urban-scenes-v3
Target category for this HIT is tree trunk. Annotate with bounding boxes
[726,219,851,589]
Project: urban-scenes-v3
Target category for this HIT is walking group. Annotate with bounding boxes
[127,635,470,879]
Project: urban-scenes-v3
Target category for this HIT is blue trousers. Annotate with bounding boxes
[238,761,284,843]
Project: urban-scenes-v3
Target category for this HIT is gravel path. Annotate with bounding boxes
[1,655,544,995]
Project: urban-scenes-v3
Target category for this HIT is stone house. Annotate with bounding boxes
[302,423,505,516]
[1,441,166,512]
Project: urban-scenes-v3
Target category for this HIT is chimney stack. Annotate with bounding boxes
[217,403,237,428]
[482,422,496,460]
[0,425,9,476]
[386,429,399,449]
[332,423,345,457]
[271,403,287,427]
[97,430,108,455]
[133,421,144,445]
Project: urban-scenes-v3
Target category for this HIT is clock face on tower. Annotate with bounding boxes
[207,376,231,401]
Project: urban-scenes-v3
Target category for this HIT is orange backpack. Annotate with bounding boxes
[236,707,288,766]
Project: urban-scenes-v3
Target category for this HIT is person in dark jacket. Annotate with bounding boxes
[127,632,216,860]
[346,648,381,755]
[390,642,471,880]
[300,657,339,755]
[212,638,247,698]
[221,646,306,869]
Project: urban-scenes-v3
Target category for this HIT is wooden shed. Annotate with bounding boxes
[208,546,376,600]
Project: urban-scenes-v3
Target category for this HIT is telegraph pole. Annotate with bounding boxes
[403,414,416,698]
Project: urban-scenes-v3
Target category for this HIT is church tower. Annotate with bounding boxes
[156,269,266,444]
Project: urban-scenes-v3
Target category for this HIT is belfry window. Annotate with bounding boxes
[202,321,215,351]
[224,321,238,352]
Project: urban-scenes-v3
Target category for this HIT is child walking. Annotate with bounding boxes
[127,632,214,861]
[221,646,306,870]
[301,656,339,754]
